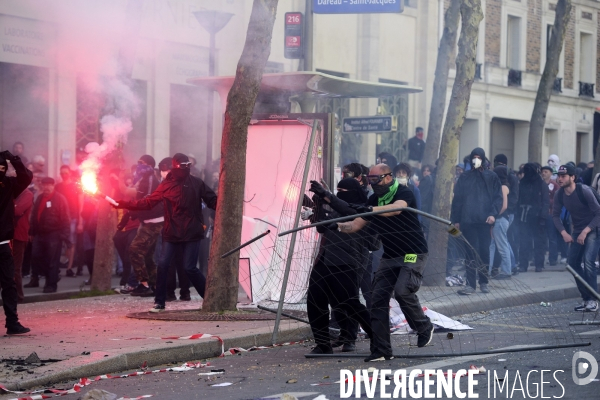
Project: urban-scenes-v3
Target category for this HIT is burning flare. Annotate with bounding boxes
[81,170,99,195]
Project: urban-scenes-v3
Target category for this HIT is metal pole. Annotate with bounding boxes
[272,120,320,344]
[565,265,600,302]
[206,32,216,164]
[277,207,452,237]
[303,0,313,71]
[220,230,270,259]
[257,305,309,324]
[569,321,600,326]
[305,342,590,359]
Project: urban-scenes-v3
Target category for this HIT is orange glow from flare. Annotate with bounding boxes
[81,171,98,194]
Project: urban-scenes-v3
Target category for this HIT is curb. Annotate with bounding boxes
[2,326,312,392]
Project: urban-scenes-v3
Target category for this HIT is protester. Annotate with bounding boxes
[516,163,549,273]
[451,148,502,295]
[393,163,421,210]
[419,164,434,214]
[404,127,426,169]
[114,153,217,312]
[54,165,82,277]
[12,142,28,165]
[485,166,512,279]
[0,150,32,334]
[541,166,560,266]
[377,152,398,170]
[113,155,163,297]
[334,163,433,361]
[492,154,519,274]
[29,177,71,293]
[547,154,560,175]
[303,178,373,354]
[553,165,600,312]
[12,186,33,302]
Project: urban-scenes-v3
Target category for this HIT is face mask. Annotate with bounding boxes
[373,180,393,197]
[171,168,189,181]
[548,160,556,168]
[472,158,482,169]
[160,170,169,180]
[396,177,408,186]
[337,190,362,204]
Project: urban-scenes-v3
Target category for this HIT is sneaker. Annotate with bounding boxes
[308,345,333,355]
[341,342,356,352]
[24,279,39,288]
[149,304,165,313]
[66,269,75,277]
[417,325,434,348]
[42,286,57,293]
[560,258,567,264]
[179,294,191,301]
[585,300,599,312]
[130,284,153,297]
[364,353,394,362]
[574,302,587,312]
[479,284,490,293]
[6,323,30,335]
[457,286,476,295]
[119,285,136,294]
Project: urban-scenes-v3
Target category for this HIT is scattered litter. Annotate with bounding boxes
[498,359,506,362]
[57,310,69,313]
[322,375,329,379]
[211,368,225,373]
[540,302,552,307]
[391,306,472,334]
[82,351,91,355]
[140,361,148,370]
[367,367,376,374]
[281,394,299,400]
[198,372,223,376]
[24,352,41,364]
[82,389,117,400]
[211,382,232,387]
[286,379,298,384]
[446,333,454,339]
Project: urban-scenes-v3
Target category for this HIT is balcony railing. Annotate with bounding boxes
[508,69,522,87]
[474,63,482,80]
[553,77,562,93]
[579,82,595,98]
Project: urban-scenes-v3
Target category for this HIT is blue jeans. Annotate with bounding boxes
[567,229,600,301]
[154,240,205,306]
[490,216,512,276]
[546,215,559,263]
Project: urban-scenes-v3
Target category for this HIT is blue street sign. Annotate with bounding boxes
[342,116,393,133]
[314,0,404,14]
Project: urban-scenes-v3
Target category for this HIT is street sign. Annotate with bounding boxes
[284,12,303,59]
[314,0,404,14]
[342,116,394,133]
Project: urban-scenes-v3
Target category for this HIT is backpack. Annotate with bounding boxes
[558,183,600,208]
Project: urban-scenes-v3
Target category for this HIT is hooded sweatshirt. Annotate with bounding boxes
[517,163,549,223]
[0,155,33,242]
[451,148,503,225]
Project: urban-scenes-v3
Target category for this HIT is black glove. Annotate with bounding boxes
[348,203,373,215]
[309,180,329,198]
[0,150,16,161]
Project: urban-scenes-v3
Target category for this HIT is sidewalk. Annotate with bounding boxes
[0,265,596,393]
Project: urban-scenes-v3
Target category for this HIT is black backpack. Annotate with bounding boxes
[558,183,600,207]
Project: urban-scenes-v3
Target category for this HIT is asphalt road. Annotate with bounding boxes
[2,299,599,400]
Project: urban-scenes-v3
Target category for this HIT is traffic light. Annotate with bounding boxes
[284,12,303,59]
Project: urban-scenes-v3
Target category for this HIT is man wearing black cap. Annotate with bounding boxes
[114,153,217,312]
[0,150,32,334]
[113,155,164,297]
[29,177,71,293]
[451,148,503,295]
[553,164,600,312]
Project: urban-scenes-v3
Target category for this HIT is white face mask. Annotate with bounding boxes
[472,158,482,169]
[396,176,408,186]
[160,170,169,179]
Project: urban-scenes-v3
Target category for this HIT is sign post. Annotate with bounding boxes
[284,12,304,59]
[313,0,404,14]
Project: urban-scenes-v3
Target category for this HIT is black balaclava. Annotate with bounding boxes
[0,154,7,181]
[493,165,509,186]
[337,177,368,204]
[470,147,487,170]
[521,163,539,182]
[171,153,190,181]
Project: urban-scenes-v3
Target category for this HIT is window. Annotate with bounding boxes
[506,16,521,70]
[546,25,553,52]
[579,32,594,83]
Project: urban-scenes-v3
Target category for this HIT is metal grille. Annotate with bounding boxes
[377,94,408,163]
[508,69,522,87]
[75,77,105,150]
[579,82,595,98]
[553,77,562,93]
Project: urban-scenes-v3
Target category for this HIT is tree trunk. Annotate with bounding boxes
[91,174,117,291]
[424,0,483,286]
[202,0,279,312]
[422,0,462,167]
[528,0,572,163]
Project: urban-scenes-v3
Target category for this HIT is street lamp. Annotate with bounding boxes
[193,10,234,166]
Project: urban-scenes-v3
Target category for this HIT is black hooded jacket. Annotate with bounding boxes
[0,156,33,242]
[121,173,217,242]
[517,163,549,222]
[451,148,503,225]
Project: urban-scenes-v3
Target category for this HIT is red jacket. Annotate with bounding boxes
[13,189,33,242]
